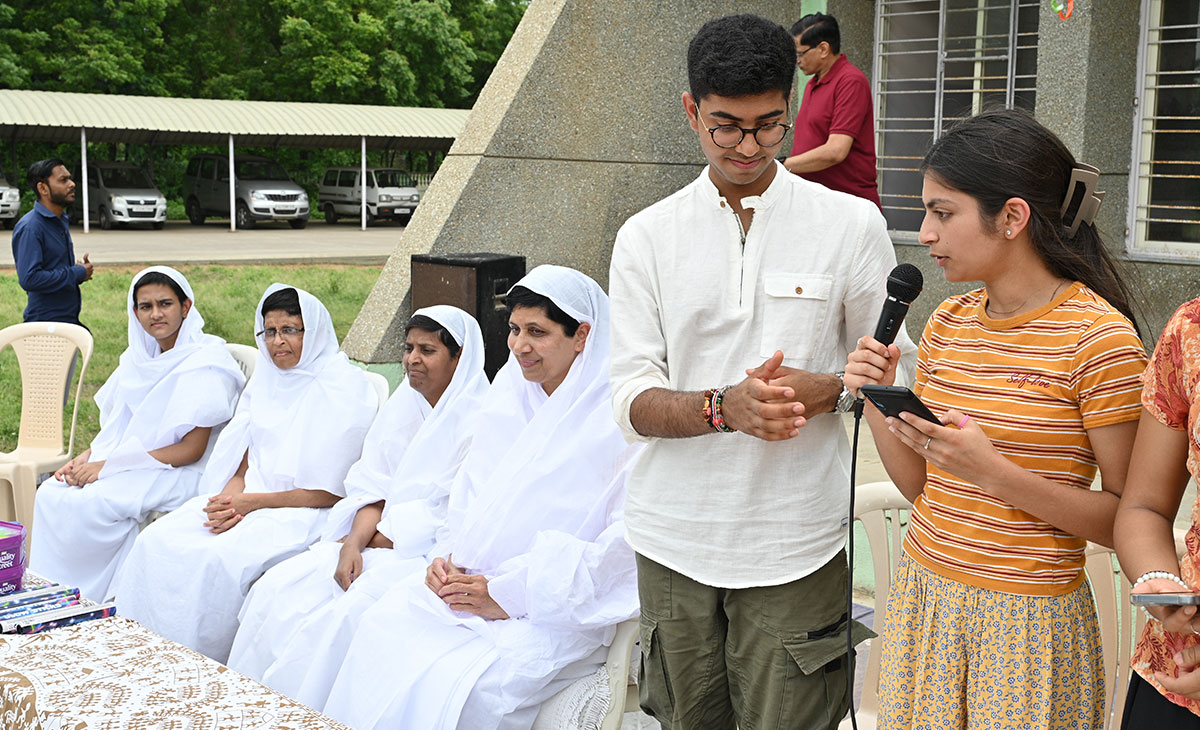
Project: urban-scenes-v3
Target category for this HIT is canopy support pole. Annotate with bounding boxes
[80,128,89,233]
[228,135,236,233]
[360,136,367,231]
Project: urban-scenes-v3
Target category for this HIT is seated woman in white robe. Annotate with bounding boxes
[113,284,379,663]
[29,266,245,602]
[227,305,489,683]
[311,265,641,730]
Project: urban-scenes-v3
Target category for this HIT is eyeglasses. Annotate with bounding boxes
[256,326,305,340]
[703,119,791,149]
[796,46,816,61]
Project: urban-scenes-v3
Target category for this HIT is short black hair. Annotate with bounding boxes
[405,314,462,359]
[687,14,794,103]
[505,285,580,337]
[261,287,302,318]
[28,158,67,201]
[132,271,188,305]
[791,13,840,55]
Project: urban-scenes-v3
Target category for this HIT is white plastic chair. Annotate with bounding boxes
[362,370,390,414]
[532,618,640,729]
[1086,530,1188,730]
[225,342,258,380]
[0,322,94,546]
[839,480,912,730]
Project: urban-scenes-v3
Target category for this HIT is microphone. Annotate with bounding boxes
[873,264,923,345]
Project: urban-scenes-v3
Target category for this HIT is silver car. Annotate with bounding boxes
[183,154,310,229]
[0,167,19,229]
[85,161,167,230]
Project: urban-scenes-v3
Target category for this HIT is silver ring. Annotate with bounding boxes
[924,437,933,450]
[1190,624,1200,636]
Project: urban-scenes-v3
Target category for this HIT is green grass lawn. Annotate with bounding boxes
[0,265,382,453]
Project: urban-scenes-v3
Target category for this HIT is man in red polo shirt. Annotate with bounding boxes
[783,13,880,208]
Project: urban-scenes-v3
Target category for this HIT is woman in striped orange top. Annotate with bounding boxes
[845,108,1147,729]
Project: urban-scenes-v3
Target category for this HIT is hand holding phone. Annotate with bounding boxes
[859,385,939,424]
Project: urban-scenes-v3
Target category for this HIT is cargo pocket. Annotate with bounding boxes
[637,615,673,718]
[758,273,832,364]
[779,620,875,727]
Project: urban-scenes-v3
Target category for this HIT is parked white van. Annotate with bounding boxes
[0,167,18,229]
[85,161,167,230]
[318,167,420,225]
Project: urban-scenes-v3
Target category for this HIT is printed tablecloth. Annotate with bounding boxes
[0,615,350,730]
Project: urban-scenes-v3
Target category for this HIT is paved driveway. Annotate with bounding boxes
[1,219,401,267]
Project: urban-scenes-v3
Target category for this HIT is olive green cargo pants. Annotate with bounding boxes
[636,551,873,730]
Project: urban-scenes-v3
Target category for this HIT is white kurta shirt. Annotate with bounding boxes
[609,163,917,588]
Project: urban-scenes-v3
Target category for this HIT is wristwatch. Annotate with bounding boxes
[834,371,856,413]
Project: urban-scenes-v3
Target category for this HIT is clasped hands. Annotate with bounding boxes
[202,489,257,534]
[719,350,833,441]
[424,556,509,620]
[54,455,105,487]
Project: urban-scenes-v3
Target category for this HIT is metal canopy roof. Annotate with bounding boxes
[0,89,470,150]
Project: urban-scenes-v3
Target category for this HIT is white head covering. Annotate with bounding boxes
[445,265,631,573]
[323,305,490,554]
[199,284,378,497]
[89,266,244,471]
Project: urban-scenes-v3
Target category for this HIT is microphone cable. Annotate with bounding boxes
[845,396,865,730]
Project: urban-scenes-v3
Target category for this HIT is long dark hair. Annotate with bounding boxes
[921,108,1140,334]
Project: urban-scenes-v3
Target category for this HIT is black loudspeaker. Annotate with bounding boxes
[410,253,526,380]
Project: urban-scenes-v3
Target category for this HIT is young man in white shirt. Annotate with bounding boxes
[608,13,916,729]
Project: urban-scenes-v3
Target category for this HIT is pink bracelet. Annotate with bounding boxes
[957,414,970,429]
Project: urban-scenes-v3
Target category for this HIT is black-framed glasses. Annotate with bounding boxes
[796,45,816,61]
[256,326,305,340]
[704,121,791,150]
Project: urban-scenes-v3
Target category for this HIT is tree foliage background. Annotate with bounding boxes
[0,0,526,214]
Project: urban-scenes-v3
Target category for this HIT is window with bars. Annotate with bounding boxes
[1130,0,1200,257]
[874,0,1039,235]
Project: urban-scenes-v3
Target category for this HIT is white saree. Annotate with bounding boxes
[29,266,244,602]
[227,305,489,687]
[113,284,378,662]
[320,266,642,730]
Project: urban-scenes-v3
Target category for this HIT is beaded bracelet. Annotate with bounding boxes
[702,388,716,429]
[710,385,736,433]
[1134,571,1191,621]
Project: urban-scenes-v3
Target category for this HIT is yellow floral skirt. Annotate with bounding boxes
[878,554,1105,730]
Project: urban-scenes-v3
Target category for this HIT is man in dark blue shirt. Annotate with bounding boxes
[12,158,93,325]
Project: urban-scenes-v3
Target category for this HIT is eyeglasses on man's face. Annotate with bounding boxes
[796,45,817,61]
[703,120,791,150]
[256,326,305,341]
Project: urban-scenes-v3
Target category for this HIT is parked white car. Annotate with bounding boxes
[318,167,420,225]
[0,167,19,229]
[85,161,167,230]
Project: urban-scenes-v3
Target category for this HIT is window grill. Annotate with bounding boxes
[874,0,1039,236]
[1129,0,1200,258]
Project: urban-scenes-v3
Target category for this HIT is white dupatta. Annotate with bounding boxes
[198,284,377,498]
[91,266,244,475]
[444,265,631,574]
[323,306,489,555]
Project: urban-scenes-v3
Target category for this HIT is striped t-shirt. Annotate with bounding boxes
[904,282,1147,596]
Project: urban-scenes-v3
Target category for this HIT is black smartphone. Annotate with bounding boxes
[859,384,939,424]
[1131,592,1200,606]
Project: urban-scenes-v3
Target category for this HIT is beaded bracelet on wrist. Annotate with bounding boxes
[702,388,716,429]
[710,385,737,433]
[1134,570,1191,621]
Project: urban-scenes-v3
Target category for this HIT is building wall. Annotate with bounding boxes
[853,0,1198,350]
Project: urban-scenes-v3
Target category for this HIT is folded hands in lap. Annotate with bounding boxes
[425,556,509,620]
